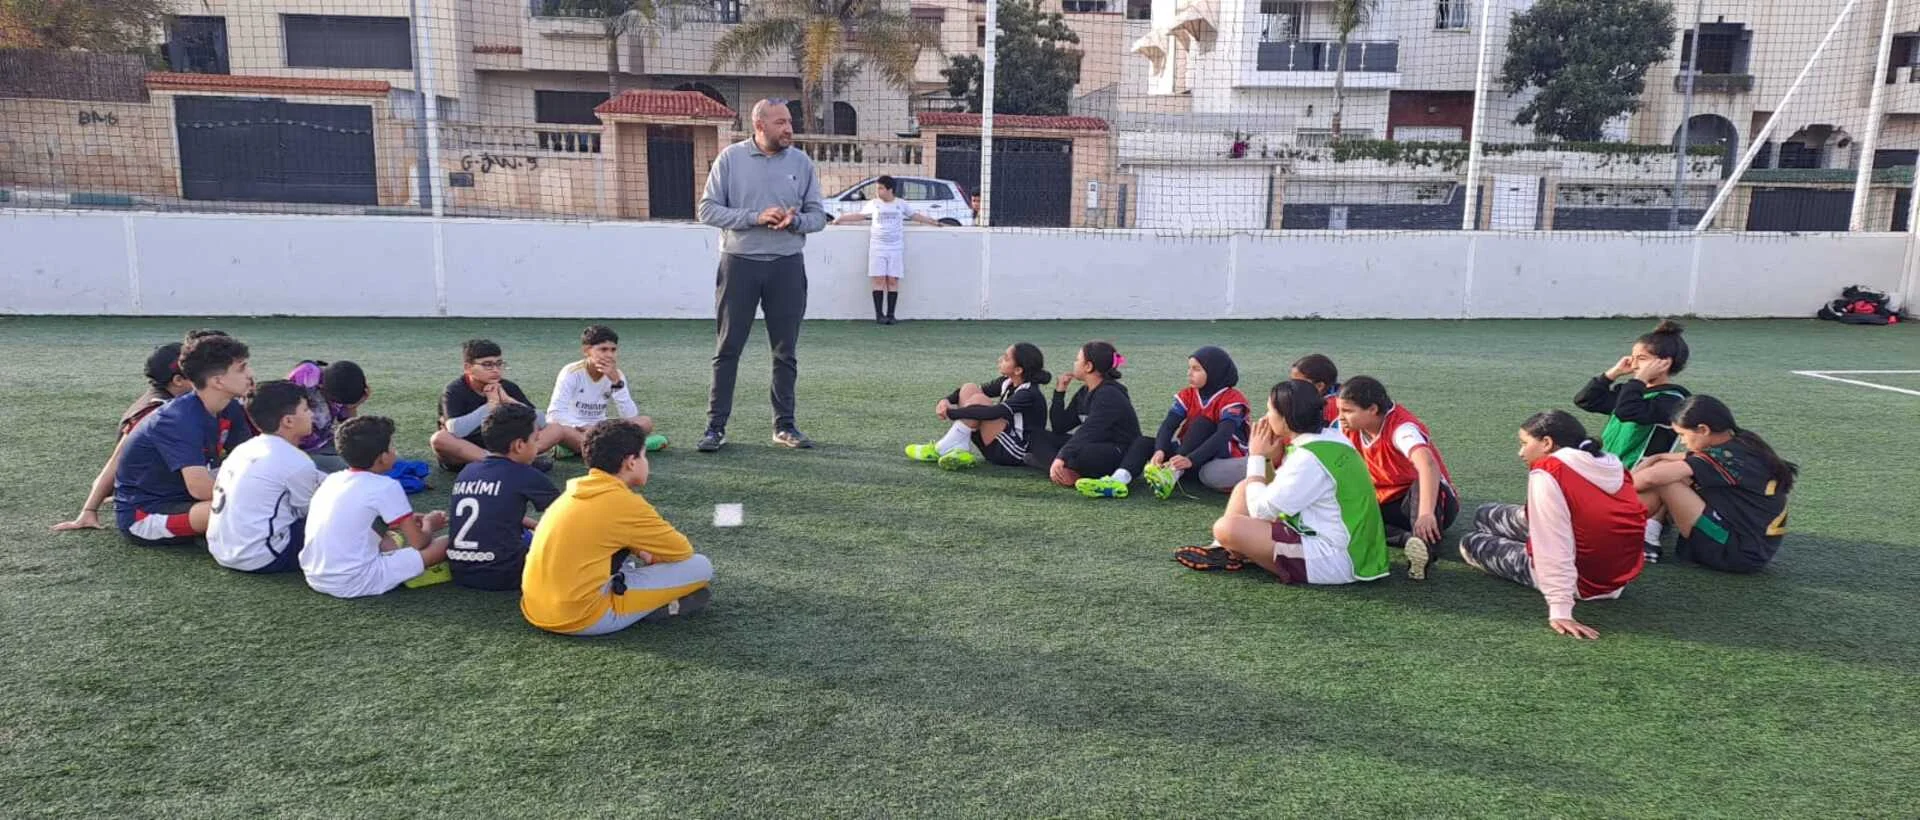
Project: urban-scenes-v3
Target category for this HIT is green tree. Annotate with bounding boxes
[711,0,937,135]
[1328,0,1378,143]
[0,0,170,52]
[547,0,698,100]
[1500,0,1676,142]
[941,0,1081,116]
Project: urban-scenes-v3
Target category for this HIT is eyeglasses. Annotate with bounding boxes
[473,360,506,370]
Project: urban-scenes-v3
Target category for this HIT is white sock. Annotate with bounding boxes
[1209,538,1221,548]
[1644,519,1663,544]
[1110,468,1133,485]
[1169,468,1185,483]
[935,421,973,455]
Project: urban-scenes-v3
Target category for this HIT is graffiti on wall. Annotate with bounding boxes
[460,154,540,174]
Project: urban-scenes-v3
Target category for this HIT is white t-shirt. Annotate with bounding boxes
[546,361,639,428]
[863,198,911,252]
[300,469,427,598]
[1245,432,1360,584]
[207,435,325,571]
[1361,422,1430,460]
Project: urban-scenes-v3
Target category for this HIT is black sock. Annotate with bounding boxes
[872,289,885,318]
[886,290,899,318]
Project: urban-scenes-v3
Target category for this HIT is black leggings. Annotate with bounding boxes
[1119,417,1224,477]
[1028,432,1125,476]
[1380,483,1461,544]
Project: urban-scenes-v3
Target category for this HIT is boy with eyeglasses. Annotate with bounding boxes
[431,339,564,472]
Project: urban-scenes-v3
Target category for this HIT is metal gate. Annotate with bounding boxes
[647,127,695,220]
[934,135,1073,227]
[1745,188,1852,232]
[174,96,377,205]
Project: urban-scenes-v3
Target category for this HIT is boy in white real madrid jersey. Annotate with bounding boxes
[546,325,666,455]
[831,175,943,325]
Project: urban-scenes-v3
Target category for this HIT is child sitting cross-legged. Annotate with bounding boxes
[446,404,561,591]
[521,420,713,637]
[300,416,452,599]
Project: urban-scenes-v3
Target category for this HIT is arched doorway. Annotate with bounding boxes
[832,101,858,136]
[1675,114,1738,179]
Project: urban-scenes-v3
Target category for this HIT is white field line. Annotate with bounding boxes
[1791,370,1920,397]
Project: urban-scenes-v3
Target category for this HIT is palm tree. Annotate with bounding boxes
[549,0,695,100]
[1328,0,1378,143]
[709,0,937,135]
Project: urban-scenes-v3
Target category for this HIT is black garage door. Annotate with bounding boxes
[934,135,1072,228]
[175,96,378,205]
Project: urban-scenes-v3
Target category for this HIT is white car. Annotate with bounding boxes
[823,175,975,226]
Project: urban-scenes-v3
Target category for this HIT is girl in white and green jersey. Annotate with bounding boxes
[1176,379,1390,585]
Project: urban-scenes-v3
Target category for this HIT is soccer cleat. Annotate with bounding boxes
[905,443,941,462]
[1143,464,1178,500]
[1405,536,1433,581]
[937,450,977,471]
[531,456,555,473]
[1643,543,1663,565]
[772,427,815,449]
[645,433,669,452]
[403,562,453,589]
[641,587,713,623]
[1075,476,1129,498]
[696,428,726,453]
[1175,545,1245,572]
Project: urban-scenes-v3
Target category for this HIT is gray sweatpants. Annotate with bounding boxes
[708,253,808,431]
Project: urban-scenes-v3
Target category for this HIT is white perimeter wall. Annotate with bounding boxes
[2,210,1912,319]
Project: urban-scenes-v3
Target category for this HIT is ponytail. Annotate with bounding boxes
[1674,395,1798,494]
[1081,341,1124,380]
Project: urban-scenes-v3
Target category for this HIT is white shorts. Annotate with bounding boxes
[867,250,904,280]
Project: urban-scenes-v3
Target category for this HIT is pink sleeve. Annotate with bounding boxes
[1526,469,1579,621]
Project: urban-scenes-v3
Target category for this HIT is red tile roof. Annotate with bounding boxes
[916,111,1109,132]
[595,90,736,120]
[146,72,391,96]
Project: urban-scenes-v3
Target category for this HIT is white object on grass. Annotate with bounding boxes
[713,504,744,527]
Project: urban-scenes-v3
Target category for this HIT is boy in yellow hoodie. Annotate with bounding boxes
[521,420,712,635]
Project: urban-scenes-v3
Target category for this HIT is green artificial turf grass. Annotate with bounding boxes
[1,316,1916,817]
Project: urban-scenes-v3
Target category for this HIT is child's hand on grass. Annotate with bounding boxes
[51,510,103,531]
[1550,617,1600,640]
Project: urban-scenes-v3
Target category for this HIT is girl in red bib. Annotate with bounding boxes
[1460,411,1647,640]
[1076,346,1249,499]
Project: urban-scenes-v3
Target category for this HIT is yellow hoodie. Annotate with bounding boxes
[520,469,700,634]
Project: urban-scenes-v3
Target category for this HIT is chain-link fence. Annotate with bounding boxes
[1,0,1914,234]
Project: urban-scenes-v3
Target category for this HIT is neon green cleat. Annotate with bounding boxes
[1143,464,1178,500]
[905,443,941,462]
[937,450,978,471]
[1075,475,1130,498]
[404,561,453,589]
[645,433,669,452]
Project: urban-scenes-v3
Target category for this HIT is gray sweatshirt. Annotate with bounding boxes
[698,138,827,260]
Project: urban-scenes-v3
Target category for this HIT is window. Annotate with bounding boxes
[1063,0,1110,12]
[977,24,987,48]
[898,179,942,200]
[534,90,608,153]
[1260,2,1304,43]
[1435,0,1469,30]
[1126,0,1151,20]
[1680,23,1751,75]
[166,17,229,74]
[283,15,412,70]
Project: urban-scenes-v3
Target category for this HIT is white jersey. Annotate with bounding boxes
[863,198,911,252]
[301,469,426,598]
[546,361,639,428]
[1245,432,1363,585]
[207,435,324,571]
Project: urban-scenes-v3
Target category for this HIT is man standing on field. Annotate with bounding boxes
[696,99,826,453]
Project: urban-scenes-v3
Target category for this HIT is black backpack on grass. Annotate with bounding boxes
[1818,285,1903,326]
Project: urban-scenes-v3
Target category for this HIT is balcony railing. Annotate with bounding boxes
[531,0,746,24]
[729,133,926,165]
[1256,40,1399,73]
[1674,72,1753,94]
[442,123,606,155]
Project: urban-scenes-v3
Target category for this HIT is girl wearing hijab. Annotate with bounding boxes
[1077,346,1250,499]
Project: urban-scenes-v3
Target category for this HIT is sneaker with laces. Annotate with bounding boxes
[1143,464,1178,500]
[772,427,814,449]
[403,561,453,589]
[1075,475,1129,498]
[1643,543,1662,564]
[696,428,726,452]
[937,450,977,471]
[645,433,669,452]
[905,442,940,462]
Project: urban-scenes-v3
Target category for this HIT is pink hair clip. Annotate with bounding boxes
[1112,353,1126,367]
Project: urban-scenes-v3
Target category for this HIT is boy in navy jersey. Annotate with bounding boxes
[113,333,256,546]
[447,404,561,590]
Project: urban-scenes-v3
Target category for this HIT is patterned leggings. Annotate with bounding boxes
[1458,503,1535,589]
